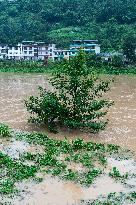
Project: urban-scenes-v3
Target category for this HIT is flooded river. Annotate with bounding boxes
[0,73,136,205]
[0,73,136,152]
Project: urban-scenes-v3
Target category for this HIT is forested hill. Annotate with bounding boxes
[0,0,136,51]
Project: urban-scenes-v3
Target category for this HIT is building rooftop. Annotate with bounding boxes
[72,40,98,43]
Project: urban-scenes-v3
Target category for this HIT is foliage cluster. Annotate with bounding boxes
[109,167,128,181]
[0,0,136,53]
[81,191,136,205]
[0,60,55,73]
[0,152,37,194]
[25,52,113,133]
[0,123,11,137]
[0,129,133,197]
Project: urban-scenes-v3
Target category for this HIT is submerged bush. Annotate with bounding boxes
[25,51,113,133]
[0,123,11,137]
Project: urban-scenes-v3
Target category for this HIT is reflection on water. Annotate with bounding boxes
[0,73,136,152]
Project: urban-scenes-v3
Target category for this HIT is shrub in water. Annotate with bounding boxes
[0,123,11,137]
[25,51,113,133]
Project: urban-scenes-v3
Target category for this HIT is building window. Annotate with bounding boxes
[1,49,6,53]
[65,52,67,55]
[72,52,75,54]
[29,47,32,50]
[50,53,52,56]
[50,49,52,52]
[24,51,27,54]
[29,51,32,54]
[24,47,27,50]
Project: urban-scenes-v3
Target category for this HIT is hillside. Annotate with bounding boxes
[0,0,136,51]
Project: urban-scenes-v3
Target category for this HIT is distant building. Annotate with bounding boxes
[22,41,38,60]
[70,40,100,55]
[0,44,8,59]
[37,42,48,60]
[7,43,23,60]
[53,40,101,61]
[97,52,125,62]
[0,39,101,61]
[53,50,71,61]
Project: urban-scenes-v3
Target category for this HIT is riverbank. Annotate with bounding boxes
[0,60,136,75]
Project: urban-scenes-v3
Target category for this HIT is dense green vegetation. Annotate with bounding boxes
[0,123,11,137]
[0,123,134,197]
[0,60,55,73]
[25,52,113,133]
[0,0,136,52]
[0,55,136,75]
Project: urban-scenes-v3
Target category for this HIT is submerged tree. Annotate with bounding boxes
[25,52,113,133]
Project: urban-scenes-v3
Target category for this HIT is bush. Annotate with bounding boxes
[25,51,113,133]
[111,55,124,67]
[0,123,11,137]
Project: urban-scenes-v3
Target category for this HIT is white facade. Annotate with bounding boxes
[95,45,101,54]
[0,41,56,61]
[53,50,71,61]
[7,43,23,60]
[0,44,8,59]
[48,44,56,60]
[0,40,101,61]
[22,41,37,60]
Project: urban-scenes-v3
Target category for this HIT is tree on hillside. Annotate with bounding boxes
[122,35,136,63]
[25,52,113,133]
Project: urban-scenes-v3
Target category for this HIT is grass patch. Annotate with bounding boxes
[0,123,11,137]
[81,191,136,205]
[0,130,134,197]
[109,167,128,181]
[0,152,37,194]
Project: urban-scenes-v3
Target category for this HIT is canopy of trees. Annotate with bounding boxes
[0,0,136,51]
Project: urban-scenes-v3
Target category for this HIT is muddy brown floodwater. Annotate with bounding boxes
[0,73,136,205]
[0,73,136,152]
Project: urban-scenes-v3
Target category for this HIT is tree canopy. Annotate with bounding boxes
[0,0,136,51]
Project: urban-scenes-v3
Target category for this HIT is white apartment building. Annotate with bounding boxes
[22,41,38,60]
[37,43,56,60]
[0,44,8,59]
[0,40,101,61]
[37,42,48,60]
[7,43,23,60]
[0,41,56,61]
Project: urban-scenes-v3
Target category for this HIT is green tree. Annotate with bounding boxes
[25,52,113,133]
[122,35,136,63]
